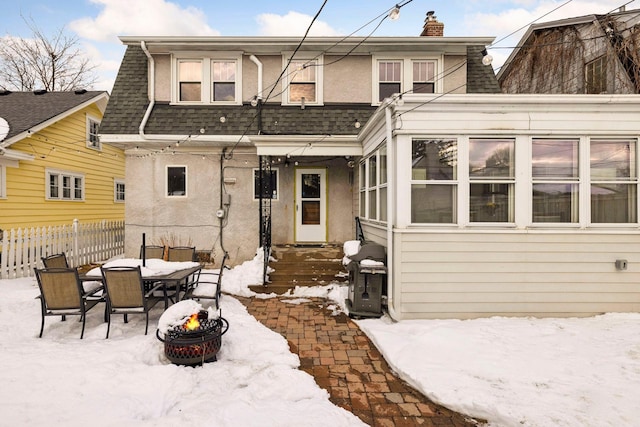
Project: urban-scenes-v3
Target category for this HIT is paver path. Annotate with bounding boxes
[238,296,480,427]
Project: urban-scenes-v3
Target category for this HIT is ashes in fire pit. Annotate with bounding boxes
[157,303,229,367]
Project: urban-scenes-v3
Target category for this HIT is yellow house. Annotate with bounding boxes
[0,90,124,229]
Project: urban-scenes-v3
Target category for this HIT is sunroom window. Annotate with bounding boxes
[532,139,579,223]
[590,139,637,223]
[469,138,515,223]
[411,139,457,223]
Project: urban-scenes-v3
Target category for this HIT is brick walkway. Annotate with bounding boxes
[237,296,479,427]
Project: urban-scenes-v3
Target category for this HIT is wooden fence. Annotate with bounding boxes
[0,219,125,279]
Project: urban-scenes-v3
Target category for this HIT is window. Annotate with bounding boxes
[86,115,101,150]
[378,61,402,102]
[47,169,84,201]
[411,139,457,223]
[412,61,435,93]
[359,144,388,222]
[532,139,579,223]
[590,139,637,223]
[174,56,241,104]
[254,168,278,200]
[469,138,515,223]
[283,57,323,105]
[167,166,187,197]
[585,56,606,94]
[114,179,125,202]
[212,61,236,102]
[178,60,202,102]
[375,58,438,103]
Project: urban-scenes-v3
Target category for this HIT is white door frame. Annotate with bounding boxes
[294,167,327,243]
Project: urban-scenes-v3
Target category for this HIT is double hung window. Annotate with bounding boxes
[412,61,435,94]
[283,56,322,105]
[359,145,388,222]
[469,138,515,223]
[86,115,101,150]
[47,169,84,201]
[532,139,579,223]
[114,179,125,202]
[410,139,457,223]
[175,56,240,104]
[585,56,606,94]
[375,58,438,103]
[378,61,402,102]
[590,139,637,223]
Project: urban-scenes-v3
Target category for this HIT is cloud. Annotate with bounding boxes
[69,0,219,42]
[256,11,342,36]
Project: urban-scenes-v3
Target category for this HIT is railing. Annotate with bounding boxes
[0,219,125,279]
[355,216,366,243]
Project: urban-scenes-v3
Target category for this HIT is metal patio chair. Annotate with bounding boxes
[41,253,70,269]
[100,266,168,338]
[184,252,228,310]
[35,267,105,339]
[167,246,196,262]
[140,245,165,260]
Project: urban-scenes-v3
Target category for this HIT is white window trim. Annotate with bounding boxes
[0,164,6,199]
[114,178,125,203]
[171,52,243,105]
[86,114,101,151]
[166,165,188,198]
[281,54,324,106]
[359,143,388,223]
[46,168,85,201]
[371,54,442,106]
[403,135,640,229]
[253,167,279,201]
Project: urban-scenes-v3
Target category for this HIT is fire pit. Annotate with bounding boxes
[157,309,229,366]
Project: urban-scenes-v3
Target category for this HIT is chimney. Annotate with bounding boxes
[420,11,444,37]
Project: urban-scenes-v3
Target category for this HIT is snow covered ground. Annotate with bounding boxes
[1,252,639,426]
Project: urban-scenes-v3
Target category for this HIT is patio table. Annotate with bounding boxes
[80,259,203,302]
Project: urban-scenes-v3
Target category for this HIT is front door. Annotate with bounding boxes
[295,168,327,243]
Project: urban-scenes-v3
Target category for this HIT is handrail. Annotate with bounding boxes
[355,216,366,243]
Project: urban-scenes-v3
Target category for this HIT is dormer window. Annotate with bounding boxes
[374,56,439,104]
[173,55,241,105]
[178,60,202,102]
[282,55,323,105]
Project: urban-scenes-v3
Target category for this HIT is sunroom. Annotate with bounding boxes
[358,94,640,320]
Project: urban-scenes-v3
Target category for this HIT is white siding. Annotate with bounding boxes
[394,230,640,319]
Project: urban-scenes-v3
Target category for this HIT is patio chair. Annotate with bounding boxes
[101,266,168,339]
[35,267,105,339]
[184,252,228,310]
[41,253,70,269]
[167,246,196,262]
[140,245,165,260]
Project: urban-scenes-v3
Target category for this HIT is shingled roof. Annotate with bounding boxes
[100,42,500,137]
[0,90,108,143]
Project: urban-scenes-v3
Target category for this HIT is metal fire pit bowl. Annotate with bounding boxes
[156,316,229,366]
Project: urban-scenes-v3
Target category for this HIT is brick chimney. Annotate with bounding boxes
[420,11,444,36]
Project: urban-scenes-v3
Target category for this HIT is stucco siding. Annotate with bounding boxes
[393,230,640,319]
[324,55,371,103]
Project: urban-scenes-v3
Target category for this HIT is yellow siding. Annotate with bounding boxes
[0,104,125,229]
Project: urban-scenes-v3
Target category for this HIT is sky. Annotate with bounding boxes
[2,0,639,91]
[1,253,639,426]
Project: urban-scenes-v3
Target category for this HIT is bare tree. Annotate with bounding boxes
[0,17,98,91]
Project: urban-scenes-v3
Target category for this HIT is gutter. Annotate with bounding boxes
[384,102,399,322]
[138,41,155,140]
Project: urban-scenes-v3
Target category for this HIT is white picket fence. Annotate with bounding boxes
[0,219,125,279]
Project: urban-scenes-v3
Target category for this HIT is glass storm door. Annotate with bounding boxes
[295,168,327,243]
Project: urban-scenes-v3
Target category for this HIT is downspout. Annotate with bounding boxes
[138,41,155,139]
[249,55,263,101]
[384,103,400,321]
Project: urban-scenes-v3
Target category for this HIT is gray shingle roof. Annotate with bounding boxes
[466,46,502,94]
[100,43,500,137]
[0,90,107,142]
